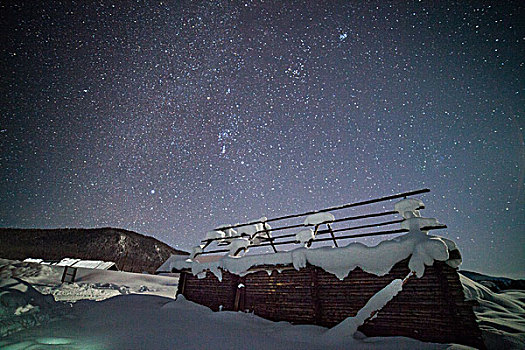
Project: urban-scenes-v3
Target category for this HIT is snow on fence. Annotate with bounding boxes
[163,189,485,349]
[190,188,445,258]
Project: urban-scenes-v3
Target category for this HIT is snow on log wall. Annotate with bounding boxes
[177,259,485,349]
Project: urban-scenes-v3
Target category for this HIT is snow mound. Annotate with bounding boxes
[394,198,424,218]
[1,258,179,304]
[0,259,59,284]
[295,229,315,247]
[304,212,335,226]
[0,291,449,350]
[250,222,272,245]
[228,238,250,257]
[460,274,525,349]
[0,277,64,337]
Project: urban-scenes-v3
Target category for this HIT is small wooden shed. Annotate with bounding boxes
[175,258,483,348]
[24,257,119,271]
[168,189,485,349]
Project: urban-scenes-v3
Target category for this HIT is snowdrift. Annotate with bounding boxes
[0,258,523,349]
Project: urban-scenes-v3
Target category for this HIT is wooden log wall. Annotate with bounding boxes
[177,259,485,349]
[179,270,239,311]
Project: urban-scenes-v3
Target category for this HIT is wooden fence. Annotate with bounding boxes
[196,188,445,257]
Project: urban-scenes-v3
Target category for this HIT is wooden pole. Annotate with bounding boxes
[201,211,399,244]
[259,218,404,241]
[327,224,338,247]
[197,225,446,255]
[213,189,430,231]
[263,223,277,253]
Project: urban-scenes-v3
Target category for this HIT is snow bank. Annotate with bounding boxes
[2,258,179,303]
[0,292,448,350]
[0,261,68,338]
[304,212,335,226]
[0,278,56,337]
[460,274,525,349]
[168,231,450,279]
[2,257,524,350]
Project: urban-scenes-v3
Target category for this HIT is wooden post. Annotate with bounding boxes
[233,288,241,311]
[202,240,211,250]
[262,223,277,253]
[177,272,187,297]
[61,266,77,283]
[327,224,338,247]
[233,275,246,311]
[311,224,318,244]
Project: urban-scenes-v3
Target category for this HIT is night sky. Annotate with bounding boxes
[1,1,523,278]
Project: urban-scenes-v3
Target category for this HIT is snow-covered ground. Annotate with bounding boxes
[0,258,523,349]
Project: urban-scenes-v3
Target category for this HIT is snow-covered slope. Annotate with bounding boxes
[0,258,523,349]
[1,258,179,300]
[460,270,525,292]
[461,274,525,349]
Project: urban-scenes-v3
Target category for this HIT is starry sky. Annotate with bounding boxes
[1,1,523,278]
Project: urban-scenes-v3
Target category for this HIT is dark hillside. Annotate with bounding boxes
[0,227,188,273]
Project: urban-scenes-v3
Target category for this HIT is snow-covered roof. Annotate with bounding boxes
[160,194,456,280]
[156,254,223,273]
[163,232,459,281]
[304,212,335,226]
[24,258,118,270]
[156,254,190,273]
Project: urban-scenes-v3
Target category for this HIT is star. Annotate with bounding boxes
[0,0,523,278]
